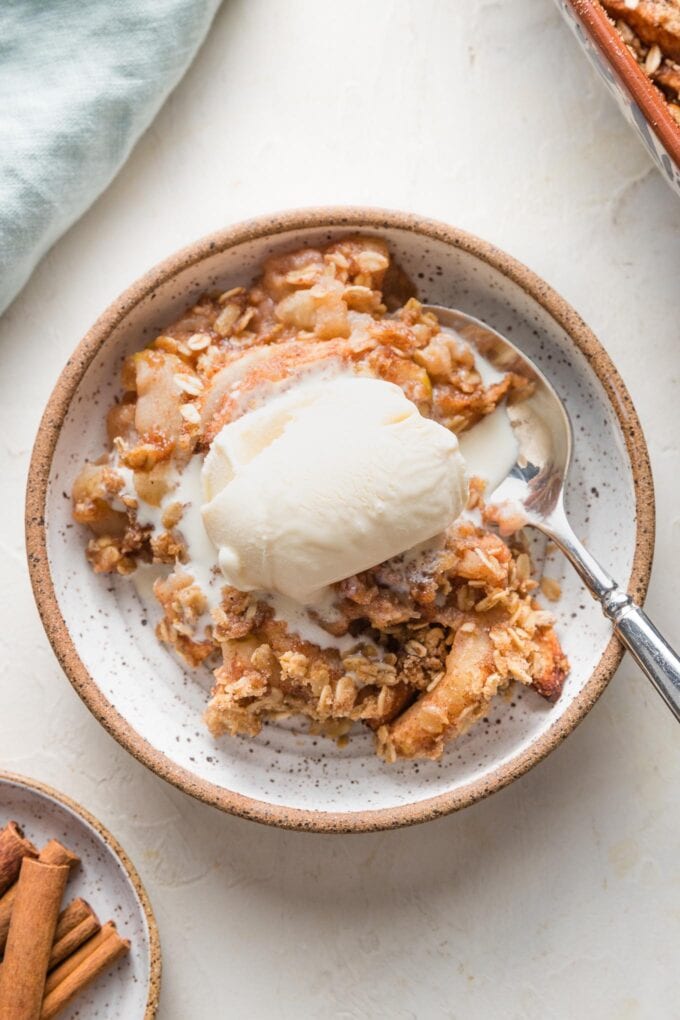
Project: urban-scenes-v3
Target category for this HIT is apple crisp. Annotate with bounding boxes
[601,0,680,125]
[72,236,568,761]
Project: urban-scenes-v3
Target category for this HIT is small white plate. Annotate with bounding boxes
[0,772,160,1019]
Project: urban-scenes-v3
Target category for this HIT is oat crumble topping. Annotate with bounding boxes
[72,236,568,761]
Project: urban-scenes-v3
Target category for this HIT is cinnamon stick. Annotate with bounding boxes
[35,843,79,872]
[0,826,37,898]
[48,900,100,970]
[43,922,116,997]
[0,859,69,1020]
[0,901,96,982]
[51,899,91,948]
[0,842,79,954]
[41,925,129,1020]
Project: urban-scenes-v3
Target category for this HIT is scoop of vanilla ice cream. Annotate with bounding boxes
[201,375,468,604]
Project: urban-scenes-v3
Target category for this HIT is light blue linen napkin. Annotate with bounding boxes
[0,0,221,316]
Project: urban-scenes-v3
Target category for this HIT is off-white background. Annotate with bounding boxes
[1,2,679,1017]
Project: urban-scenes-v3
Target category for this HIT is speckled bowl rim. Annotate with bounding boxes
[569,0,680,169]
[25,206,655,834]
[0,770,161,1016]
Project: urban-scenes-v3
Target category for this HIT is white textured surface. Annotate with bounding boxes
[1,1,679,1017]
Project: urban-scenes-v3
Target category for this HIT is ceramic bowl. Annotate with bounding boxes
[26,208,654,832]
[557,0,680,196]
[0,772,160,1017]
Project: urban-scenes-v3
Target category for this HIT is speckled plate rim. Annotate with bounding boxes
[0,770,161,1015]
[569,0,680,168]
[25,206,655,834]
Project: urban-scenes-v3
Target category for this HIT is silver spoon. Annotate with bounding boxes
[426,305,680,719]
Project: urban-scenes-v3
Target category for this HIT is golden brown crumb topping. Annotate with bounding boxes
[72,236,568,761]
[601,0,680,125]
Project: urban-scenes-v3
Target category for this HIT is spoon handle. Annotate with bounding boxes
[609,602,680,720]
[543,514,680,721]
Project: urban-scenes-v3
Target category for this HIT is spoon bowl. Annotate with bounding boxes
[428,306,572,522]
